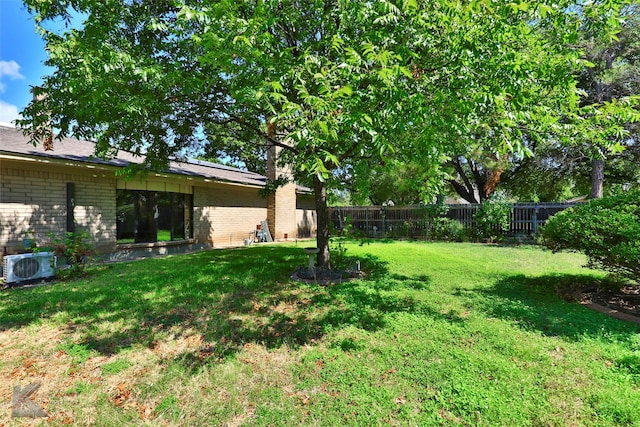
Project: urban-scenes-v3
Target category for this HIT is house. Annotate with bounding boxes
[0,124,316,260]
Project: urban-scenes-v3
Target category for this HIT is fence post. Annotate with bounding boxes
[532,206,539,235]
[366,207,369,237]
[382,207,386,234]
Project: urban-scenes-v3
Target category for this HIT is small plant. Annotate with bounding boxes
[475,192,512,242]
[101,359,133,375]
[340,215,354,236]
[423,200,449,220]
[387,221,412,239]
[329,239,349,271]
[22,230,38,252]
[48,231,96,279]
[330,215,354,236]
[56,341,97,365]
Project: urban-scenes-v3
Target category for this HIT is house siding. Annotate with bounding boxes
[0,163,116,254]
[1,156,316,259]
[193,183,268,247]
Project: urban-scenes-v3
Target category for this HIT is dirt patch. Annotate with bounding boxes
[579,286,640,325]
[291,267,365,285]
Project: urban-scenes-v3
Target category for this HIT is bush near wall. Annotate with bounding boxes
[474,192,512,243]
[541,190,640,284]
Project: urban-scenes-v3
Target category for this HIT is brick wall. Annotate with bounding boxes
[268,182,298,239]
[266,143,300,239]
[0,162,116,254]
[193,183,268,247]
[2,157,315,257]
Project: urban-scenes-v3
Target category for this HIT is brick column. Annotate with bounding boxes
[266,123,297,240]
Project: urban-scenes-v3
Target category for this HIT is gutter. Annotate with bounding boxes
[0,152,268,191]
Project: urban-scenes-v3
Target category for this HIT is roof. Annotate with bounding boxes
[0,124,310,192]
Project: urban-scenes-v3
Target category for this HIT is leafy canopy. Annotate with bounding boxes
[17,0,631,265]
[19,0,626,175]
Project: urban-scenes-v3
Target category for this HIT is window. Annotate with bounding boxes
[116,190,192,244]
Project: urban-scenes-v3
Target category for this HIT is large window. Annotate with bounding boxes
[116,190,193,244]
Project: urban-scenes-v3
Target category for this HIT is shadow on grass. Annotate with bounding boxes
[0,245,437,367]
[464,273,639,341]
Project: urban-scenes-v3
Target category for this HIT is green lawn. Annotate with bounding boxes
[1,241,639,426]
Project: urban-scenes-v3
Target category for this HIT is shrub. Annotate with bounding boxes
[541,190,640,284]
[429,217,467,242]
[48,231,97,279]
[421,201,465,241]
[475,192,512,242]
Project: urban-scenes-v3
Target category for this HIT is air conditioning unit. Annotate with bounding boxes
[2,252,56,284]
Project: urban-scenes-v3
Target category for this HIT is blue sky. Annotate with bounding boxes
[0,0,52,125]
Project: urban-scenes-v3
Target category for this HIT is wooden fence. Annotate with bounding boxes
[328,202,579,239]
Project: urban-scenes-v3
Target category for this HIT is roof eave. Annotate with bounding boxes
[0,151,268,190]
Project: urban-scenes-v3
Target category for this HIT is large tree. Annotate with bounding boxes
[446,150,512,204]
[567,3,640,198]
[18,0,627,267]
[502,137,640,202]
[501,4,640,202]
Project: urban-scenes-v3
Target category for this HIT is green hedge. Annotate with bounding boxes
[541,190,640,283]
[475,192,512,243]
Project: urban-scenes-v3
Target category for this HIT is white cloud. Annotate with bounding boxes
[0,100,22,124]
[0,60,26,80]
[0,60,26,94]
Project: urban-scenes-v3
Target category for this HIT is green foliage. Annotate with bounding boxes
[331,215,354,237]
[541,190,640,283]
[423,200,449,219]
[475,192,513,242]
[422,202,466,242]
[18,0,631,267]
[329,239,350,271]
[57,342,97,365]
[101,359,132,375]
[345,157,446,206]
[21,229,38,252]
[48,231,96,279]
[154,394,180,420]
[430,217,468,242]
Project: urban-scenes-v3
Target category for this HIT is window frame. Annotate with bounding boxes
[116,189,193,245]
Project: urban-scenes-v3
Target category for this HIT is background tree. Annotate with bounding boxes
[202,122,268,175]
[446,149,512,204]
[443,4,640,203]
[18,0,628,267]
[502,5,640,202]
[568,3,640,198]
[503,133,640,202]
[338,154,446,206]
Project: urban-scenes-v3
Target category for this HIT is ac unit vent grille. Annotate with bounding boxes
[12,258,42,280]
[2,252,56,283]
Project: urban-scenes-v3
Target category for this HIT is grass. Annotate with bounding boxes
[1,240,639,426]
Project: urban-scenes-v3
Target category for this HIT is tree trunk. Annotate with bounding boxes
[482,168,504,201]
[448,158,480,203]
[313,175,331,268]
[448,179,479,204]
[590,158,605,199]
